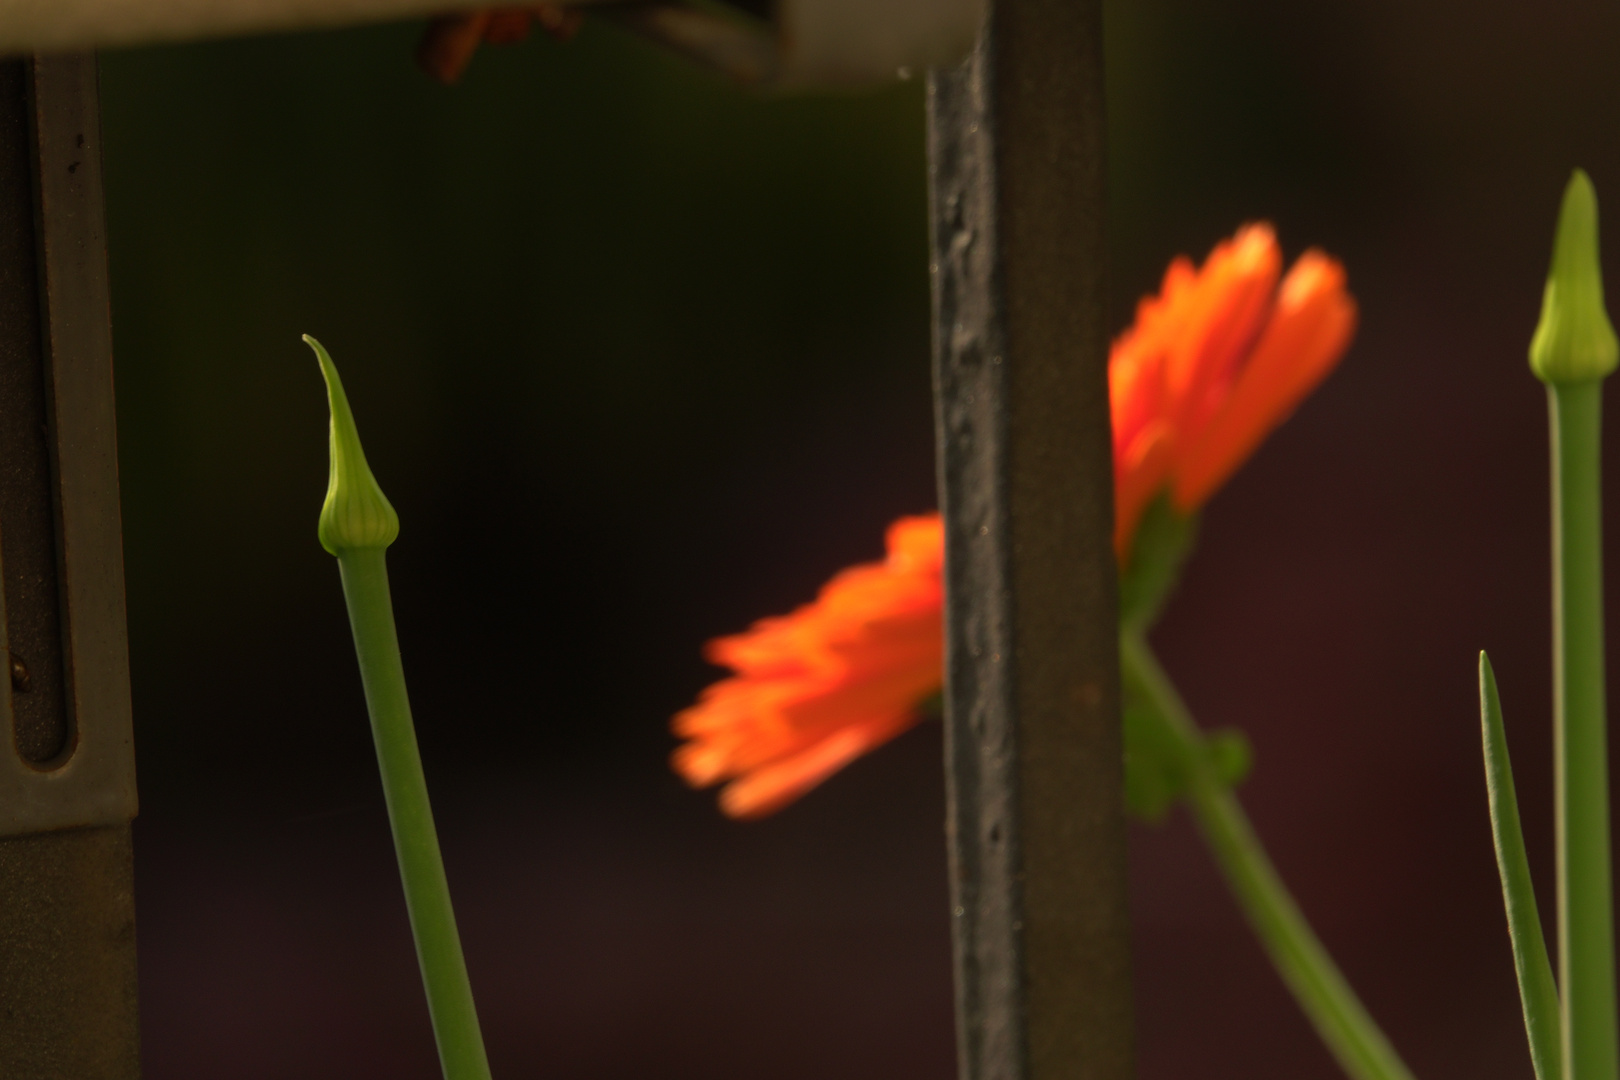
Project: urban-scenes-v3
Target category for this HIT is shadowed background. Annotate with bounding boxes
[94,2,1620,1077]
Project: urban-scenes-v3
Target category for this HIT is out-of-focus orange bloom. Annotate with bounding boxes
[675,224,1356,816]
[672,516,944,819]
[416,5,582,85]
[1110,223,1357,555]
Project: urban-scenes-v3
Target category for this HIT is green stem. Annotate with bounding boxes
[339,548,493,1080]
[1550,381,1617,1080]
[1120,631,1414,1080]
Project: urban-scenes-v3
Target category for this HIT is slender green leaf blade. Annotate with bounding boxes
[1481,651,1562,1080]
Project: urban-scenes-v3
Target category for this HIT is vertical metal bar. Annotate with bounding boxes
[927,0,1133,1078]
[0,53,141,1080]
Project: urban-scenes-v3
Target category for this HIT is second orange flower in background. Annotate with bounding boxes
[674,223,1358,819]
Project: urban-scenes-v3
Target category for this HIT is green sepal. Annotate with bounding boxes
[1124,692,1183,820]
[1119,495,1199,633]
[1479,651,1563,1080]
[1207,728,1253,788]
[1530,170,1619,385]
[307,335,400,556]
[1123,675,1251,821]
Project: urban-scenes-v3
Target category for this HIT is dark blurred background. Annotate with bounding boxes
[93,1,1620,1077]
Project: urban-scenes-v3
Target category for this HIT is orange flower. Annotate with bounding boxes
[672,516,944,819]
[1110,223,1357,556]
[675,224,1356,816]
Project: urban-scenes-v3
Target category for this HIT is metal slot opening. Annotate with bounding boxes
[0,58,72,770]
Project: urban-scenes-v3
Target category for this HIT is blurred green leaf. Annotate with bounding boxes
[1480,651,1562,1080]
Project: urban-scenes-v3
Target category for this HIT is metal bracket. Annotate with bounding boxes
[0,54,135,839]
[928,1,1134,1076]
[0,52,141,1080]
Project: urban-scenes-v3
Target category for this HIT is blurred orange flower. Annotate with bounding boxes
[672,515,944,819]
[674,224,1356,817]
[1110,223,1358,555]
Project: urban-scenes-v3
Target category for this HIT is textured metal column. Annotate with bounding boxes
[927,1,1133,1078]
[0,54,141,1080]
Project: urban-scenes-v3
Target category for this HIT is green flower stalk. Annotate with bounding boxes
[308,335,493,1080]
[1530,171,1619,1080]
[1121,630,1414,1080]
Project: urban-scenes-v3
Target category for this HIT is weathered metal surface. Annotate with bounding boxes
[0,824,141,1079]
[0,54,141,1080]
[0,55,66,770]
[0,54,136,838]
[927,0,1134,1077]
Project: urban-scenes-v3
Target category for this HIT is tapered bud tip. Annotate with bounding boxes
[307,335,399,556]
[1530,170,1619,384]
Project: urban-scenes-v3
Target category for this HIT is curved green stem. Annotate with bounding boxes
[340,548,493,1080]
[1120,631,1414,1080]
[1549,382,1617,1080]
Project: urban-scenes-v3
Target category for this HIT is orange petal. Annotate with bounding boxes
[670,513,946,816]
[1114,422,1172,560]
[1161,225,1281,445]
[886,514,945,575]
[1109,333,1167,464]
[1172,252,1357,510]
[717,709,923,819]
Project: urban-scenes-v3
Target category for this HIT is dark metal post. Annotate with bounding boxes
[0,54,141,1080]
[928,2,1133,1078]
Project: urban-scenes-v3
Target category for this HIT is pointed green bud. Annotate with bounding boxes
[1530,170,1619,384]
[307,335,399,556]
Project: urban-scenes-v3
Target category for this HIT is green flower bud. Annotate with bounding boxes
[307,335,400,555]
[1530,170,1620,385]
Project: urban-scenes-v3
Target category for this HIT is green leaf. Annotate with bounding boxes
[1119,495,1199,632]
[1480,651,1562,1080]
